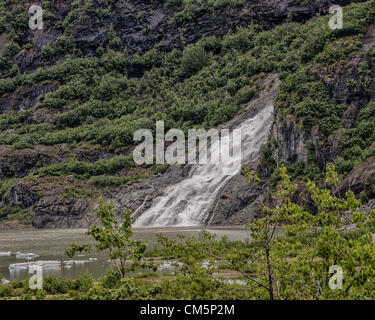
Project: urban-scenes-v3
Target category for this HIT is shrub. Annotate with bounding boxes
[41,35,76,59]
[180,44,208,78]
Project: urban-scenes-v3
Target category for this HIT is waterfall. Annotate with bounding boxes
[134,104,274,227]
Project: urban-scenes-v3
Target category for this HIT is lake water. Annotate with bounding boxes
[0,227,250,282]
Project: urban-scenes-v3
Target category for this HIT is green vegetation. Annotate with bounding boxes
[0,41,20,76]
[0,1,372,175]
[0,178,19,199]
[34,155,135,178]
[0,0,29,40]
[0,205,31,224]
[1,0,375,223]
[336,99,375,174]
[89,163,169,186]
[41,35,76,59]
[1,1,374,153]
[66,198,156,278]
[168,0,245,25]
[1,1,375,299]
[1,164,374,300]
[0,1,375,168]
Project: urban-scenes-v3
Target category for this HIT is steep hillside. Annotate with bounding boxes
[1,0,375,228]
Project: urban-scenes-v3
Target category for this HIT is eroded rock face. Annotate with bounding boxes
[111,165,188,223]
[207,175,262,226]
[12,0,367,74]
[270,23,375,172]
[3,177,96,228]
[32,195,94,228]
[0,0,371,228]
[336,157,375,196]
[0,83,58,114]
[0,145,60,179]
[4,182,39,208]
[319,27,375,129]
[270,115,310,164]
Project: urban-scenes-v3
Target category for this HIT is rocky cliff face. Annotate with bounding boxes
[271,22,375,168]
[12,0,364,75]
[1,0,374,228]
[264,20,375,215]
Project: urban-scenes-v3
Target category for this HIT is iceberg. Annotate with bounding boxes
[9,261,61,271]
[15,253,39,260]
[63,260,91,265]
[73,260,91,265]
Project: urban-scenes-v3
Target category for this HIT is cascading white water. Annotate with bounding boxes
[134,104,274,227]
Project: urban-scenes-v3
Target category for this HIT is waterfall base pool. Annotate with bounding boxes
[0,227,251,281]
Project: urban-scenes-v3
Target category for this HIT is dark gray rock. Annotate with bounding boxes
[336,156,375,196]
[270,115,310,164]
[207,175,262,225]
[32,195,95,228]
[8,0,367,74]
[0,83,58,114]
[4,182,39,208]
[110,165,187,222]
[0,146,60,179]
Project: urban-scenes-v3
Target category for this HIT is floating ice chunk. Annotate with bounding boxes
[89,258,97,261]
[42,261,61,270]
[16,253,39,260]
[74,260,91,265]
[9,261,61,271]
[63,260,91,265]
[0,252,11,256]
[9,262,29,271]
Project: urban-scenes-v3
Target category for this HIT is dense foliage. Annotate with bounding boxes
[0,1,375,207]
[0,2,374,148]
[1,1,375,300]
[66,198,157,278]
[1,165,374,300]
